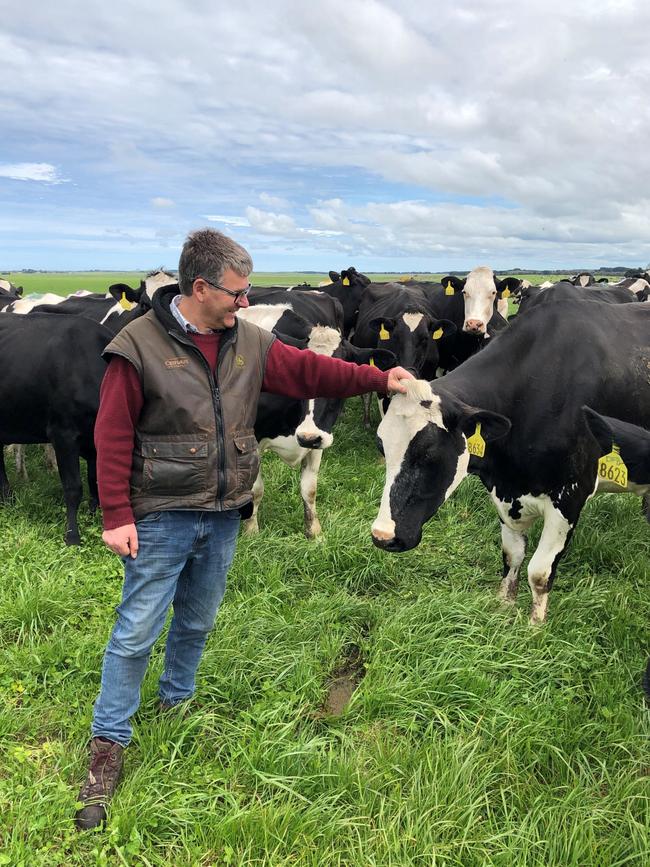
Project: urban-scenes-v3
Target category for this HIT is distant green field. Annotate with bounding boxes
[3,271,609,296]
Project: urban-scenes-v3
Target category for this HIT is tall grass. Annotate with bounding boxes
[0,399,648,866]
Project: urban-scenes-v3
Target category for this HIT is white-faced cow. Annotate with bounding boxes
[438,267,521,333]
[371,293,650,624]
[239,289,393,537]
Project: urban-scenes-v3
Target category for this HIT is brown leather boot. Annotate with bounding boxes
[74,737,124,830]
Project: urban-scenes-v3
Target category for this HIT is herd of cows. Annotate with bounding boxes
[1,265,649,692]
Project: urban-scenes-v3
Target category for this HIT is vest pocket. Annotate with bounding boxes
[140,439,208,495]
[233,430,259,491]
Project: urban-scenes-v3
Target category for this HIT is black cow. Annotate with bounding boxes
[0,314,115,544]
[516,280,643,315]
[371,295,650,624]
[352,282,455,427]
[239,290,393,537]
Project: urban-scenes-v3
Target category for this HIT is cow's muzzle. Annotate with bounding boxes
[463,319,486,334]
[297,433,323,449]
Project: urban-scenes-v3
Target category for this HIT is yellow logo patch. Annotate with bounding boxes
[164,357,189,369]
[235,354,245,368]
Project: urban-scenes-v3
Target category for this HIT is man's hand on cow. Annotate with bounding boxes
[102,524,139,558]
[386,366,416,394]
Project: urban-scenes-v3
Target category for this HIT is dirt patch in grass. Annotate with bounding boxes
[320,644,365,717]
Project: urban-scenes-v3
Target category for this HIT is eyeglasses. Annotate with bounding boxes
[197,275,252,301]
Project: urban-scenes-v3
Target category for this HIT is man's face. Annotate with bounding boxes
[193,267,250,330]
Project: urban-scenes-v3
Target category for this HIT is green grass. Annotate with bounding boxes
[0,400,648,866]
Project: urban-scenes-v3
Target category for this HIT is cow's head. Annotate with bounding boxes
[442,268,520,335]
[371,380,510,551]
[367,311,455,377]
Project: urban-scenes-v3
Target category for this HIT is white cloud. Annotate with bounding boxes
[0,162,66,183]
[245,207,297,235]
[151,197,174,208]
[259,192,290,209]
[203,215,251,227]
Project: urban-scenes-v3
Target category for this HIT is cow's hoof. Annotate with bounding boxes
[65,531,81,546]
[88,499,99,516]
[242,519,259,535]
[305,522,322,540]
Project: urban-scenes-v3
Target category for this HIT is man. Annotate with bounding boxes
[75,228,414,830]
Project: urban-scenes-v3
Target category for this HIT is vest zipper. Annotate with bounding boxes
[168,326,235,509]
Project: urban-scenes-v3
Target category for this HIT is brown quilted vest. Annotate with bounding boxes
[104,298,275,520]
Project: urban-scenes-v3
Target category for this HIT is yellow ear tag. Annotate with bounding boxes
[432,328,443,340]
[501,287,511,299]
[445,283,454,296]
[342,277,350,286]
[369,357,375,367]
[119,292,135,310]
[467,422,486,458]
[598,444,628,488]
[379,323,390,340]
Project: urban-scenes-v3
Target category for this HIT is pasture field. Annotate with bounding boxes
[1,271,608,296]
[0,399,649,866]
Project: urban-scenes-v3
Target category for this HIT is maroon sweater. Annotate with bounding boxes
[95,332,389,529]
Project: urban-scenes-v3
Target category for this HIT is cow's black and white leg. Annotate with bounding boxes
[498,523,527,604]
[8,444,28,480]
[526,504,575,625]
[44,443,58,473]
[0,447,11,502]
[361,393,373,429]
[242,468,264,535]
[300,448,323,538]
[51,435,83,545]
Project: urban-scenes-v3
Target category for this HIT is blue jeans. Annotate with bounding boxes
[92,509,240,746]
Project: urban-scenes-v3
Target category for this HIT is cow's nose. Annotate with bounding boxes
[464,319,485,333]
[297,433,322,449]
[371,529,394,548]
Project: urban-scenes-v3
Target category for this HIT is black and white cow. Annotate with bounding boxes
[352,282,455,426]
[371,295,650,624]
[0,314,116,544]
[0,280,23,311]
[438,267,522,332]
[516,280,642,316]
[581,407,650,699]
[239,291,393,537]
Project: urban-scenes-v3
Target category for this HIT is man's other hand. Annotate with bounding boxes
[386,366,416,394]
[102,524,139,558]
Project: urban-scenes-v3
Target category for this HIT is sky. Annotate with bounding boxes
[2,0,650,273]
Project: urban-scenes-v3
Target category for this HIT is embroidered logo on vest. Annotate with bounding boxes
[235,354,245,368]
[164,357,189,369]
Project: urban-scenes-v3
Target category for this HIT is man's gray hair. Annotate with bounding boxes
[178,228,253,296]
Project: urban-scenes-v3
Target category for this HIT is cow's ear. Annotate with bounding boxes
[441,275,465,294]
[368,317,396,338]
[273,331,309,350]
[496,277,522,299]
[341,341,396,369]
[430,318,456,340]
[459,407,511,442]
[582,406,613,455]
[15,285,23,296]
[329,270,341,282]
[108,283,140,302]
